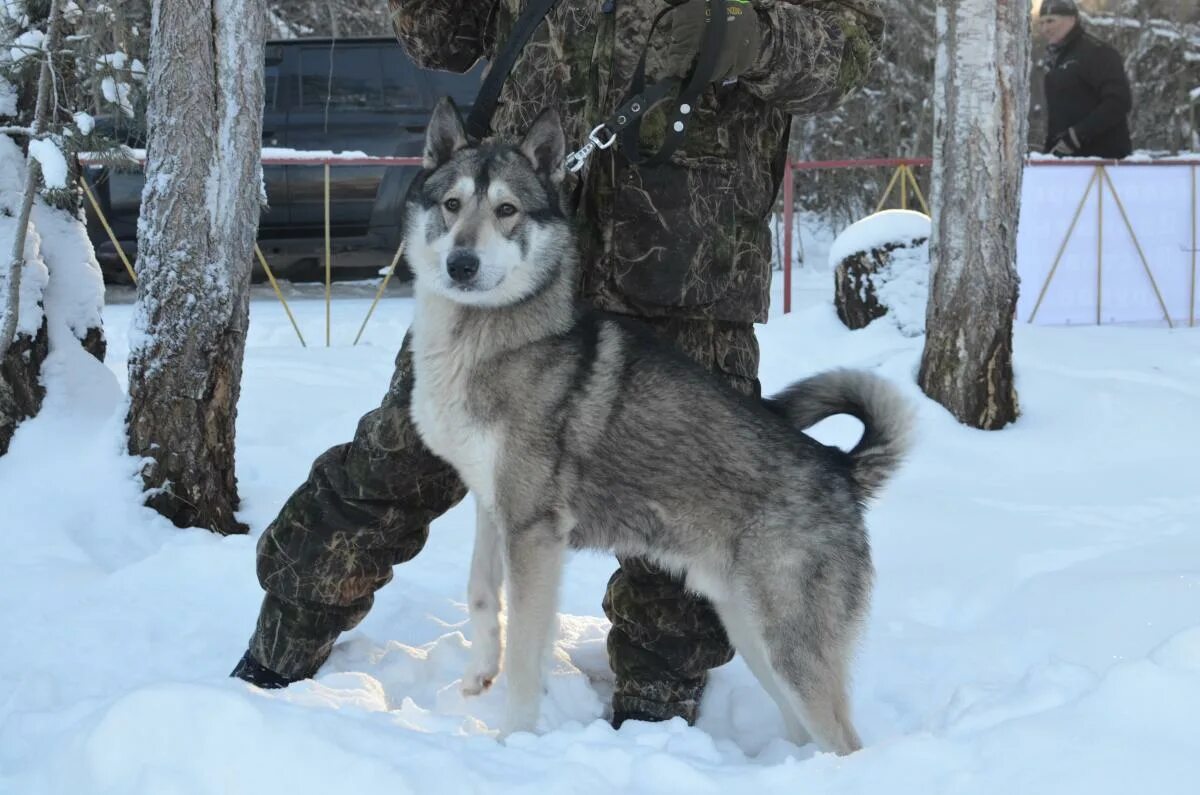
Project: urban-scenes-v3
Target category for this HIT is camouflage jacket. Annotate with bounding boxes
[390,0,883,323]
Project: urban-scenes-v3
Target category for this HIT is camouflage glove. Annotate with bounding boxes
[664,0,761,82]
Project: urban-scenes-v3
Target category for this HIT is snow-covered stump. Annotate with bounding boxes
[830,210,931,333]
[1,0,107,455]
[0,320,47,455]
[0,156,107,455]
[834,249,887,330]
[0,134,51,456]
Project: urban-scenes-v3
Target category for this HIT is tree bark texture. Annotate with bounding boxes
[918,0,1026,430]
[834,238,928,330]
[126,0,265,534]
[0,319,48,456]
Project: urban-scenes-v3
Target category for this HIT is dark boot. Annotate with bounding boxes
[230,649,299,690]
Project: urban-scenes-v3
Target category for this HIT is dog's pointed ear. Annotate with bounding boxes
[519,109,566,184]
[424,97,468,170]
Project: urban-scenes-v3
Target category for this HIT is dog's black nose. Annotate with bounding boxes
[447,251,480,283]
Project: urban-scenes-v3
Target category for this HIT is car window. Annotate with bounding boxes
[299,45,383,110]
[264,64,280,110]
[264,45,283,110]
[381,47,423,108]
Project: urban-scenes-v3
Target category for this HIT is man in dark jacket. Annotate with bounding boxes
[1039,0,1132,159]
[232,0,883,729]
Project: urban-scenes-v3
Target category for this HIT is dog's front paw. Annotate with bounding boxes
[461,664,498,697]
[461,642,501,697]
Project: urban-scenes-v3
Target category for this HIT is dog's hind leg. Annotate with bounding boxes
[499,513,569,737]
[761,604,863,755]
[777,642,861,755]
[710,595,813,748]
[463,500,506,697]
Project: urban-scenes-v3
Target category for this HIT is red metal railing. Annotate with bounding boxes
[82,153,1200,334]
[777,155,1200,316]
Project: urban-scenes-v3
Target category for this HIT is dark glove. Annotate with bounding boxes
[663,0,761,82]
[1049,127,1082,157]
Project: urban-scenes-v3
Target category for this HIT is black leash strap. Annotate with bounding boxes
[567,0,728,171]
[467,0,728,170]
[615,0,727,168]
[465,0,563,143]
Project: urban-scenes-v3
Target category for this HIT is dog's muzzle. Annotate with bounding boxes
[447,250,481,285]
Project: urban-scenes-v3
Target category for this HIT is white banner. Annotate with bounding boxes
[1017,161,1199,326]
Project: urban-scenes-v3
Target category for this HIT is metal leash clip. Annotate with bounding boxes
[565,123,618,173]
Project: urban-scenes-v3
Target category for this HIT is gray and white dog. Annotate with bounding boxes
[404,97,914,755]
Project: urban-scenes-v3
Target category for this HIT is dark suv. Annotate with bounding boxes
[85,37,483,281]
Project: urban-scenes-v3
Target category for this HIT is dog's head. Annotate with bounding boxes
[404,98,570,307]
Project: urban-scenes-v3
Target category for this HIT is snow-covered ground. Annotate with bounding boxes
[2,264,1199,793]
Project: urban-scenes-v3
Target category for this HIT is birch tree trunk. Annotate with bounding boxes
[126,0,265,534]
[918,0,1027,430]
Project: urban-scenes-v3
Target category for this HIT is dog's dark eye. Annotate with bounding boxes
[495,203,518,218]
[443,198,461,213]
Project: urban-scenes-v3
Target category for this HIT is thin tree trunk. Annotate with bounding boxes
[0,161,42,359]
[1,0,63,456]
[0,0,61,361]
[918,0,1027,430]
[126,0,265,534]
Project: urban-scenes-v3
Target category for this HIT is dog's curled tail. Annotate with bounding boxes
[768,369,915,501]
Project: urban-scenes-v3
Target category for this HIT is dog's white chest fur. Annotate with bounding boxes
[409,293,501,507]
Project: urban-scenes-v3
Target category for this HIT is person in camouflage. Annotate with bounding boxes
[233,0,883,728]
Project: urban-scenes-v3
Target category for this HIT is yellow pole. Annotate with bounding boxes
[324,162,332,347]
[1029,167,1100,323]
[904,165,931,215]
[1097,166,1103,326]
[254,244,306,347]
[353,240,406,346]
[900,165,908,211]
[78,175,137,284]
[874,165,904,213]
[1100,167,1174,329]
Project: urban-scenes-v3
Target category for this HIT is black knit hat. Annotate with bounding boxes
[1040,0,1079,16]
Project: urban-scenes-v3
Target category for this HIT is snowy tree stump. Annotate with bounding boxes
[829,210,931,332]
[0,320,48,456]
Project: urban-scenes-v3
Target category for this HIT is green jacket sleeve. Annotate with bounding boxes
[738,0,884,115]
[388,0,498,73]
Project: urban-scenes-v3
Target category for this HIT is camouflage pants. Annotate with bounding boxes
[250,315,760,723]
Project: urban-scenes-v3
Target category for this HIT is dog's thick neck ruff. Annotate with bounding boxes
[405,97,580,509]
